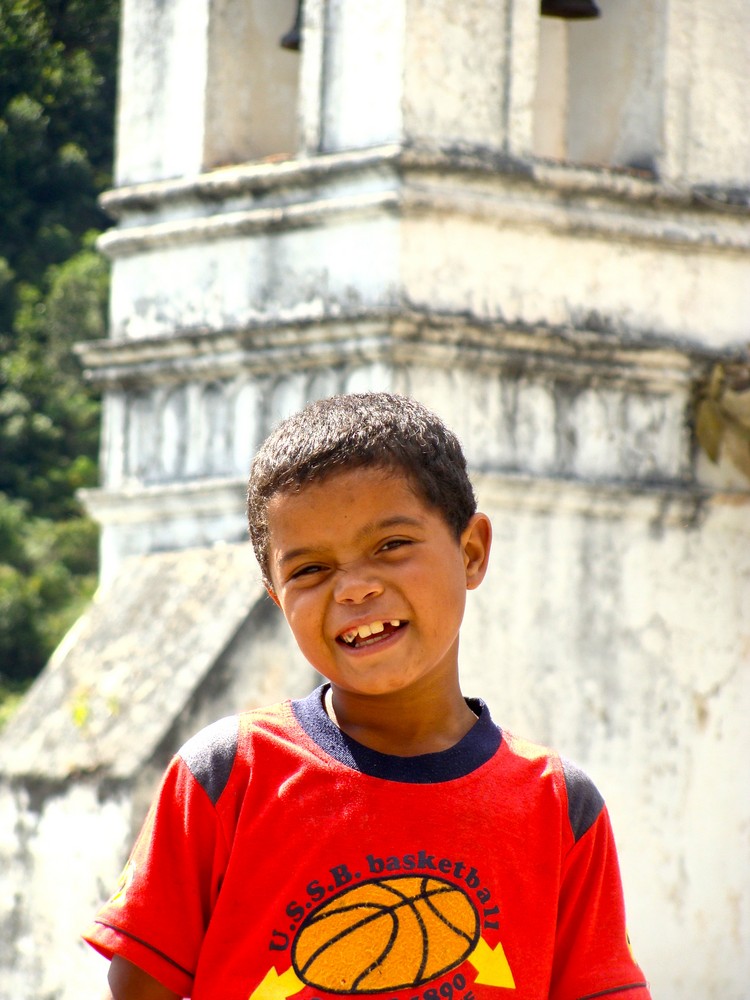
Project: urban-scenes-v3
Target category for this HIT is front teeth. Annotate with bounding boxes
[342,620,401,645]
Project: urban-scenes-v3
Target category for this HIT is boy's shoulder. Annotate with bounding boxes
[176,698,295,805]
[501,728,606,843]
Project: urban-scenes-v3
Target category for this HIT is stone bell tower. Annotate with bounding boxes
[1,2,749,998]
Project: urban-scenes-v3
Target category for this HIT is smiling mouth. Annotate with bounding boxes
[338,619,405,648]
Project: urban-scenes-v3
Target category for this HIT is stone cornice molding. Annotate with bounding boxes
[80,470,749,537]
[79,477,247,526]
[100,143,750,217]
[473,471,750,526]
[76,313,703,393]
[97,144,750,259]
[100,145,405,217]
[98,189,401,257]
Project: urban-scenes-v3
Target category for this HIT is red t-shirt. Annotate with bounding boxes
[84,686,651,1000]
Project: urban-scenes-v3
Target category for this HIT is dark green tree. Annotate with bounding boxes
[0,0,119,686]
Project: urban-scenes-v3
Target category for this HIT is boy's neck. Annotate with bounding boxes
[324,682,478,757]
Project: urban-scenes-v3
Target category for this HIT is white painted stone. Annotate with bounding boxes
[401,0,512,150]
[204,0,300,167]
[565,0,665,170]
[116,0,300,185]
[401,205,750,348]
[321,0,405,150]
[99,149,750,350]
[662,0,750,186]
[105,212,403,341]
[116,0,210,184]
[459,476,750,999]
[533,18,568,160]
[315,0,519,154]
[0,781,131,1000]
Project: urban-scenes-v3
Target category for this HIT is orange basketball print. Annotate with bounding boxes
[291,875,480,994]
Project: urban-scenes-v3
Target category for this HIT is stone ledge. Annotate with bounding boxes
[99,145,405,218]
[100,143,750,218]
[76,313,705,392]
[97,143,750,260]
[80,477,247,526]
[98,189,401,258]
[473,471,749,526]
[0,543,263,781]
[86,470,750,547]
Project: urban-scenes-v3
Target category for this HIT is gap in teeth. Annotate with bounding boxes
[343,620,401,644]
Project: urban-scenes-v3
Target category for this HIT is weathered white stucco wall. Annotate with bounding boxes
[0,781,131,999]
[463,482,750,999]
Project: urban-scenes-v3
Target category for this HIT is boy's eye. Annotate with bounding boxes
[379,538,412,553]
[289,563,326,580]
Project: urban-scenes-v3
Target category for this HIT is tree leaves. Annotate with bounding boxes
[0,0,118,685]
[695,362,750,482]
[0,493,98,682]
[0,0,118,283]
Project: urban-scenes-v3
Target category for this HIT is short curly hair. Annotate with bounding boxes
[247,392,477,589]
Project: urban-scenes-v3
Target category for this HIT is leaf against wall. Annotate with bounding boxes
[721,425,750,482]
[719,386,750,433]
[694,397,724,463]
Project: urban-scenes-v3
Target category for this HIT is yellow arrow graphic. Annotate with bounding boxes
[468,937,516,989]
[250,937,514,1000]
[249,964,305,1000]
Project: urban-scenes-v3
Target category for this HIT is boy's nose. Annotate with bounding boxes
[333,566,383,604]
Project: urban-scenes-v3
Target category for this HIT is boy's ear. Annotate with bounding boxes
[461,512,492,591]
[265,584,281,608]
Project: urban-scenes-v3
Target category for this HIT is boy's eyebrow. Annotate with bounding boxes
[360,514,425,537]
[277,515,425,566]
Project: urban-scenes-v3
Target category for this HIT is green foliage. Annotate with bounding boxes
[0,0,119,286]
[0,561,43,680]
[0,492,99,683]
[0,678,31,732]
[0,0,119,687]
[0,245,104,518]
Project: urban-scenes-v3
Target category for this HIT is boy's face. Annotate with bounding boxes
[265,465,491,701]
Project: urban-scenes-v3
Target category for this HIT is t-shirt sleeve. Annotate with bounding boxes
[550,766,652,1000]
[82,748,230,997]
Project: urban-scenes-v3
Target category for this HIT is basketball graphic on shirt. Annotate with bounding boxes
[291,875,480,993]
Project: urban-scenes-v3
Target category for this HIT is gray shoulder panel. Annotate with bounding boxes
[561,757,605,843]
[179,715,240,806]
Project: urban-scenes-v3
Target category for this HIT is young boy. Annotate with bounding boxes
[85,392,651,1000]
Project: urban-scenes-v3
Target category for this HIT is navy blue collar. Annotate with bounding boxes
[292,685,502,783]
